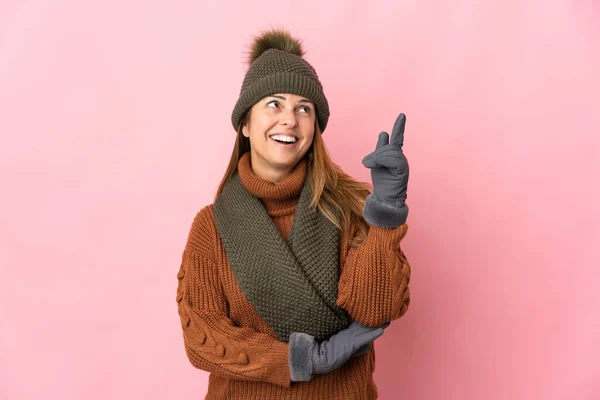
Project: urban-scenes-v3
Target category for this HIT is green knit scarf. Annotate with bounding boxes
[213,172,349,343]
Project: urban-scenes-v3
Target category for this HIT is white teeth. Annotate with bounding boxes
[270,135,297,143]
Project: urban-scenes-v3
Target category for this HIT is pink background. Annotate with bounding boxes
[1,1,599,399]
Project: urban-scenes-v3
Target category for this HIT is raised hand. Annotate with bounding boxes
[361,113,410,227]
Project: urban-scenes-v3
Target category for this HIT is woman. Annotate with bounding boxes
[176,29,411,399]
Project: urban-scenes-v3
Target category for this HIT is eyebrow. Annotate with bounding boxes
[267,95,313,104]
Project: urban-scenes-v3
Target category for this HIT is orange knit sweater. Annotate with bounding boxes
[176,152,411,399]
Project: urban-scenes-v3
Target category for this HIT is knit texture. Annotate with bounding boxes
[213,160,348,343]
[176,152,412,399]
[231,48,330,132]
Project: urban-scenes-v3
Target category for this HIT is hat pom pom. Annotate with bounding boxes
[247,29,304,65]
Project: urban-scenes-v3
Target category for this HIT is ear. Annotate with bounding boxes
[242,123,249,138]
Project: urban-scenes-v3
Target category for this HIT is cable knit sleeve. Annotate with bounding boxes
[176,208,291,388]
[337,223,411,327]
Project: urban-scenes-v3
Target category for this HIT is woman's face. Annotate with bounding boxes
[242,93,315,183]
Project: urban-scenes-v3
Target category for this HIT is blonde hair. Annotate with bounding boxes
[216,115,371,247]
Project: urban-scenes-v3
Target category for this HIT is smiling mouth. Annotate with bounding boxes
[270,134,298,144]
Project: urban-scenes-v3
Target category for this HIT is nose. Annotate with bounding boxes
[279,108,298,128]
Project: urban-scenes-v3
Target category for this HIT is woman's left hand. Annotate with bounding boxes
[362,113,409,209]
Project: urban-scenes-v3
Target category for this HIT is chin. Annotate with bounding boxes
[271,160,297,169]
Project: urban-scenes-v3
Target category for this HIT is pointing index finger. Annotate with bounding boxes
[391,113,406,148]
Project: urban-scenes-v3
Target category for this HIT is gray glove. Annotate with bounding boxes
[362,113,410,228]
[288,321,389,382]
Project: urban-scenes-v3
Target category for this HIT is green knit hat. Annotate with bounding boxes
[231,29,330,133]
